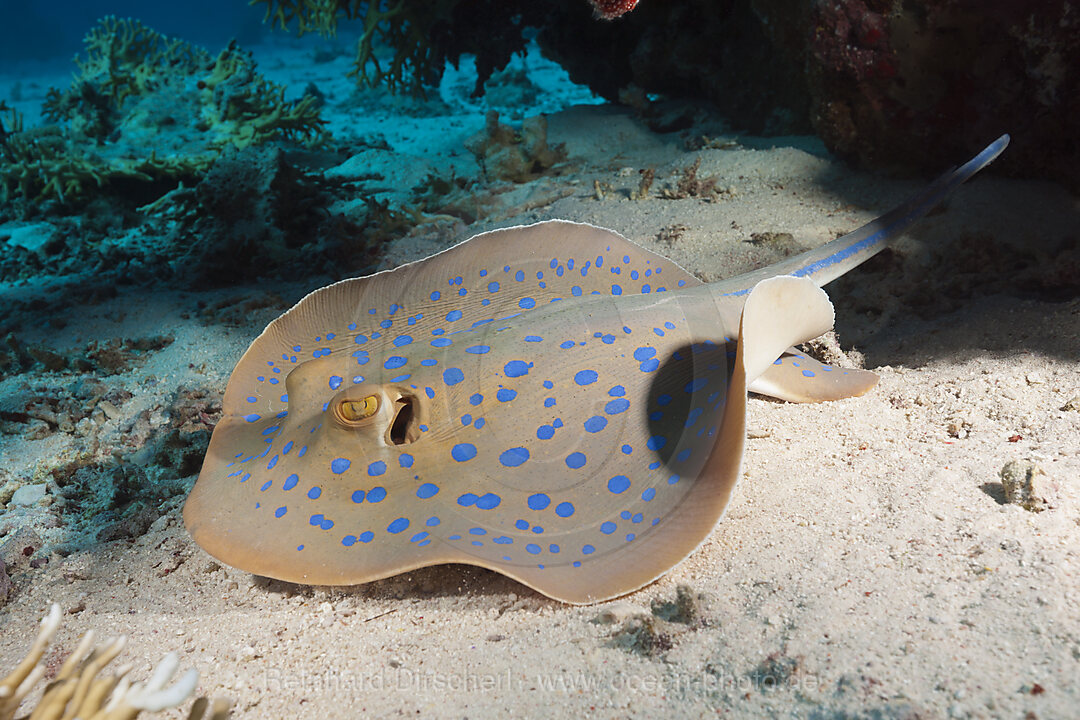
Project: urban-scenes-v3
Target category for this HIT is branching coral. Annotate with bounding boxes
[0,603,230,720]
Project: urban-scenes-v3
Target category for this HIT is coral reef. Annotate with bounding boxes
[0,603,229,720]
[0,17,326,214]
[254,0,559,96]
[806,0,1080,189]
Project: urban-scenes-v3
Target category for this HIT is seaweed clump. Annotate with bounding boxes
[0,16,326,215]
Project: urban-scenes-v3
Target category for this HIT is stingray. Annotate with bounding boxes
[184,135,1008,604]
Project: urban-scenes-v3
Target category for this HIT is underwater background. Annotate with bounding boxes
[1,1,1078,718]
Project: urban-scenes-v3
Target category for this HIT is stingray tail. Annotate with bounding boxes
[723,134,1010,292]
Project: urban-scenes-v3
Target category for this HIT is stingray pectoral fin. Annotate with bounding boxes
[738,277,835,385]
[749,352,878,403]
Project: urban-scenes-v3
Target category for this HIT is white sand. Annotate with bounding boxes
[2,33,1078,719]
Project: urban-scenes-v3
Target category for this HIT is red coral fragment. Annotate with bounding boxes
[590,0,640,20]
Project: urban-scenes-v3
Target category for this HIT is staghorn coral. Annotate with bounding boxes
[0,603,230,720]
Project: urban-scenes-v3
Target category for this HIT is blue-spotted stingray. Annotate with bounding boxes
[184,136,1008,604]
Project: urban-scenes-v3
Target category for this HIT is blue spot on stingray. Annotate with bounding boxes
[633,347,656,361]
[426,516,441,527]
[367,486,387,502]
[605,398,630,415]
[515,270,525,281]
[393,335,413,347]
[803,369,816,377]
[452,443,477,462]
[283,474,298,491]
[515,519,529,530]
[275,507,287,518]
[425,387,435,399]
[555,502,575,518]
[685,377,709,393]
[667,474,681,485]
[443,367,464,385]
[310,514,333,530]
[469,393,483,406]
[519,298,536,309]
[488,281,499,292]
[430,291,441,301]
[527,493,550,510]
[565,452,586,469]
[582,544,595,555]
[584,416,608,433]
[466,344,491,354]
[410,532,429,543]
[351,490,366,503]
[493,536,513,545]
[384,356,407,370]
[260,481,271,491]
[525,335,543,343]
[559,340,574,349]
[572,286,582,296]
[600,521,616,535]
[461,414,472,426]
[607,475,630,494]
[244,414,261,423]
[431,337,452,348]
[647,436,667,451]
[544,398,556,408]
[246,396,257,403]
[474,418,486,428]
[653,328,665,337]
[446,310,463,322]
[469,527,486,536]
[307,486,322,499]
[476,493,501,509]
[457,493,478,506]
[342,535,357,546]
[537,424,555,440]
[658,394,672,406]
[642,487,656,502]
[500,447,529,467]
[639,358,659,372]
[526,544,541,555]
[574,369,598,386]
[358,531,374,543]
[676,448,691,463]
[367,461,386,476]
[504,360,531,377]
[387,518,409,534]
[331,458,350,474]
[497,388,517,402]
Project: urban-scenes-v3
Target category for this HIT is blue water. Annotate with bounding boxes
[0,0,267,62]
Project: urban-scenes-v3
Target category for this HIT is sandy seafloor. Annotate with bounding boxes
[1,31,1078,720]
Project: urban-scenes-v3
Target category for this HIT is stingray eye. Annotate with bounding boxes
[336,395,379,424]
